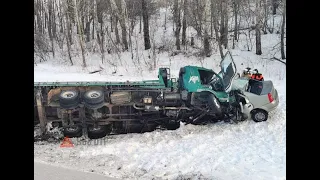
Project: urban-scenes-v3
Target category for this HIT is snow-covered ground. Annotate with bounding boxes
[34,6,286,180]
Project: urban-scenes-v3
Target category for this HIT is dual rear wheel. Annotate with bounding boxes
[59,89,110,139]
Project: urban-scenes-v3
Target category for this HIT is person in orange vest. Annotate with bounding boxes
[251,69,264,81]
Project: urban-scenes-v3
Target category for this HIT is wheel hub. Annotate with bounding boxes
[88,91,101,98]
[61,91,75,98]
[255,112,265,121]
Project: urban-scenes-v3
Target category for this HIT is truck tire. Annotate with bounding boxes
[251,109,268,122]
[83,90,105,109]
[63,125,82,138]
[87,125,111,139]
[59,90,80,109]
[166,120,181,130]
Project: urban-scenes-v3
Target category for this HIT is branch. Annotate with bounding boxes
[228,26,255,32]
[270,57,287,65]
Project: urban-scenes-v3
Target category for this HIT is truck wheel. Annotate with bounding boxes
[251,109,268,122]
[166,120,181,130]
[59,90,80,109]
[63,125,82,138]
[83,90,105,109]
[87,125,112,139]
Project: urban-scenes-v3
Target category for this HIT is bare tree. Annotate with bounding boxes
[272,0,279,15]
[212,0,223,58]
[47,0,55,57]
[164,0,167,30]
[189,0,205,36]
[95,0,106,63]
[261,0,269,34]
[74,0,87,67]
[173,0,181,50]
[142,0,151,50]
[233,0,240,41]
[113,0,128,51]
[280,0,285,59]
[114,17,121,44]
[181,0,188,46]
[64,4,74,66]
[220,0,228,49]
[255,0,262,55]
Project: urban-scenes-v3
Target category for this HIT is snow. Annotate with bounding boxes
[34,6,286,180]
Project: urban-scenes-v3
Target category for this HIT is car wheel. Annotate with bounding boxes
[251,109,268,122]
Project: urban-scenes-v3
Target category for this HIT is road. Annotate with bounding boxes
[34,161,119,180]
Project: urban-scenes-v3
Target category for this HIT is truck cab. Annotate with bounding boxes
[178,51,238,103]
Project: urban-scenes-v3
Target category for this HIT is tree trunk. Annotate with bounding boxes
[96,0,103,23]
[224,4,228,49]
[52,0,57,39]
[182,0,187,46]
[280,0,286,59]
[210,0,214,37]
[164,0,167,31]
[233,0,239,41]
[212,0,223,59]
[272,0,279,15]
[262,0,268,34]
[120,19,128,51]
[91,0,95,40]
[204,30,211,57]
[67,0,75,24]
[174,0,181,50]
[110,16,113,32]
[92,14,95,39]
[74,0,87,67]
[65,5,73,66]
[58,0,64,33]
[219,0,224,42]
[142,0,151,50]
[115,17,120,44]
[115,0,128,51]
[139,14,142,33]
[85,18,93,42]
[48,0,55,57]
[220,0,228,49]
[100,22,105,63]
[255,0,262,55]
[36,0,43,34]
[41,0,45,33]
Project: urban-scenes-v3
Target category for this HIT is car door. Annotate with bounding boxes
[220,51,237,92]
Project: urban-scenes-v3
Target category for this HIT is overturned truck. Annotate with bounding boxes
[34,52,278,139]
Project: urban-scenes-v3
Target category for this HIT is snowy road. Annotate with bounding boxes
[34,161,119,180]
